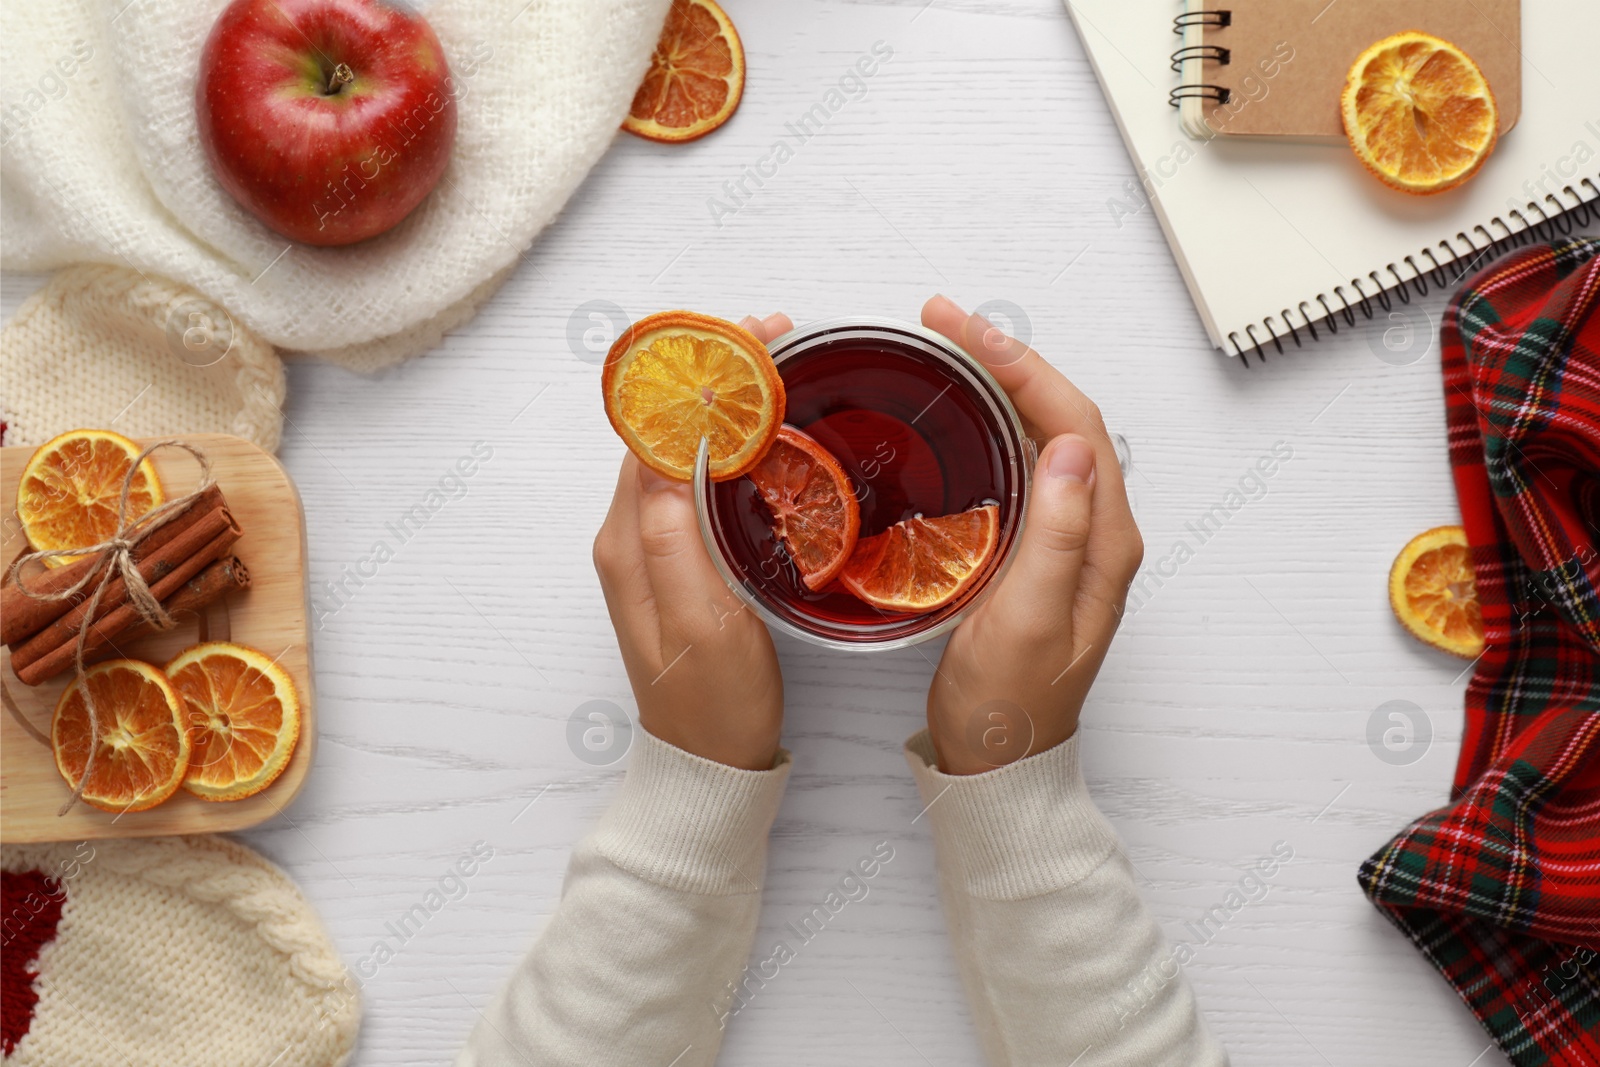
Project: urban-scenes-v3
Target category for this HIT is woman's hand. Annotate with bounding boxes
[591,314,794,771]
[919,296,1144,774]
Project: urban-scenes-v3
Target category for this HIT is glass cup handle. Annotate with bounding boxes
[1111,432,1132,476]
[1022,435,1040,471]
[1023,432,1132,477]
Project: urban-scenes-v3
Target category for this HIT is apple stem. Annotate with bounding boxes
[325,63,355,94]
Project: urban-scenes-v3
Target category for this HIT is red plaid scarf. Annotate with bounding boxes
[1359,237,1600,1066]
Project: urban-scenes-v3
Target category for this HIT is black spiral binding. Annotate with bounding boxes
[1169,84,1230,106]
[1170,45,1229,72]
[1169,11,1232,107]
[1173,9,1230,32]
[1224,176,1600,367]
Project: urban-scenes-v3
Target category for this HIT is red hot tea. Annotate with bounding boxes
[695,319,1032,650]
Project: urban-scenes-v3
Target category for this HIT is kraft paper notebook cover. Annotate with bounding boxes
[1063,0,1599,359]
[1174,0,1522,141]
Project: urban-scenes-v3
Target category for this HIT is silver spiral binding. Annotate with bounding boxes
[1227,176,1600,366]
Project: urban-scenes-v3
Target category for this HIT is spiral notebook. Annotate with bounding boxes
[1173,0,1522,141]
[1064,0,1599,359]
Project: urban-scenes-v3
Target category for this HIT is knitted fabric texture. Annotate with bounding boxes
[0,871,64,1056]
[1358,239,1600,1066]
[0,264,285,452]
[0,0,672,371]
[1,836,359,1066]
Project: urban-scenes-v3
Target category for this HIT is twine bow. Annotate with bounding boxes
[7,439,214,815]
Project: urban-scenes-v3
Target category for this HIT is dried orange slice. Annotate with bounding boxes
[747,426,861,590]
[840,505,999,613]
[166,642,301,802]
[603,310,784,481]
[624,0,744,143]
[1340,31,1498,195]
[18,429,163,567]
[1389,525,1484,658]
[52,659,190,813]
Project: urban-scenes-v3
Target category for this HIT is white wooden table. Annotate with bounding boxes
[5,2,1540,1064]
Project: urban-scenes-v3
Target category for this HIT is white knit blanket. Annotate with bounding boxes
[0,0,669,370]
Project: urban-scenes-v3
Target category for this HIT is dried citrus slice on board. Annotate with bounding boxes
[52,659,190,813]
[624,0,745,143]
[18,429,163,567]
[1389,525,1485,658]
[839,504,1000,613]
[747,426,861,590]
[166,642,301,802]
[603,311,784,481]
[1340,31,1498,195]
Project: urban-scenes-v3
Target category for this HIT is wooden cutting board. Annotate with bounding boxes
[1,434,314,843]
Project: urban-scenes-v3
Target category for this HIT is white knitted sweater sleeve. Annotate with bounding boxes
[457,726,1225,1067]
[904,730,1230,1067]
[454,728,791,1067]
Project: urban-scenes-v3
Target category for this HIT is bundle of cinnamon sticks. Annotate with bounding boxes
[2,484,251,686]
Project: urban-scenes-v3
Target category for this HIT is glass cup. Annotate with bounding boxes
[693,317,1035,651]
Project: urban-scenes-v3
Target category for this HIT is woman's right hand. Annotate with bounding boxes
[917,295,1144,775]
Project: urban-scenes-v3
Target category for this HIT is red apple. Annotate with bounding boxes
[196,0,457,246]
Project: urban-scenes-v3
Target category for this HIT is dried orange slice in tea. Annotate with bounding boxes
[747,426,861,590]
[624,0,744,143]
[1340,31,1498,195]
[1389,525,1484,658]
[840,505,999,613]
[52,659,190,813]
[603,310,784,481]
[166,642,301,802]
[18,429,163,567]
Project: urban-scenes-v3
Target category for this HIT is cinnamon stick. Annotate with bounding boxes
[85,556,250,667]
[7,502,238,668]
[11,521,242,686]
[2,484,226,646]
